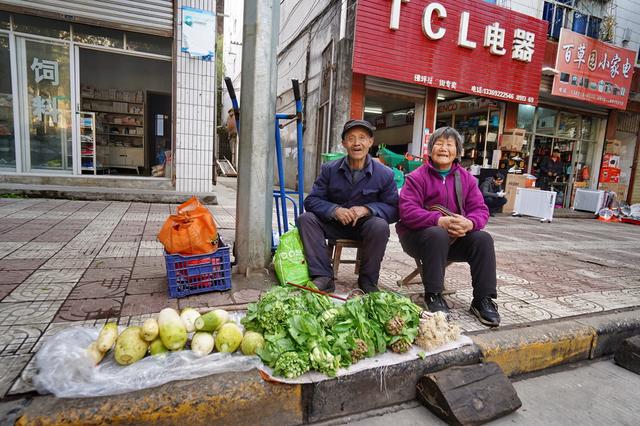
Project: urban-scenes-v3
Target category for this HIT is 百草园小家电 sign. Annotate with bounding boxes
[551,28,636,110]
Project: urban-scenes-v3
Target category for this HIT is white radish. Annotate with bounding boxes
[191,332,215,357]
[180,307,201,333]
[141,318,159,342]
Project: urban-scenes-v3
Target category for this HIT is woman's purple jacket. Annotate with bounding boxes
[396,161,489,237]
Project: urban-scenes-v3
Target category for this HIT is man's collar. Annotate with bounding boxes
[339,154,373,175]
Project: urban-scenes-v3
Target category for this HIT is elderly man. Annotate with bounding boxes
[397,127,500,327]
[296,119,398,294]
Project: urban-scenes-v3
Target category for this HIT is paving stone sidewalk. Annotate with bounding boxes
[0,182,639,399]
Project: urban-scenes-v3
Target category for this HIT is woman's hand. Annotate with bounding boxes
[438,215,473,238]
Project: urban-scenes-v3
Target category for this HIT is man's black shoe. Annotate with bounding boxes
[358,282,379,294]
[470,297,500,327]
[312,276,335,293]
[425,292,450,314]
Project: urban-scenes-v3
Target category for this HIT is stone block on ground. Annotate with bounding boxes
[416,362,521,425]
[614,335,640,375]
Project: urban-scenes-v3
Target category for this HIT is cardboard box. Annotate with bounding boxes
[599,182,627,199]
[600,167,620,183]
[500,129,526,152]
[502,173,537,212]
[605,139,622,155]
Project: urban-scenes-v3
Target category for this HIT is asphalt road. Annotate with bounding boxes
[321,359,640,425]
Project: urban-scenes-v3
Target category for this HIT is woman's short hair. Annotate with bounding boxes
[428,127,463,162]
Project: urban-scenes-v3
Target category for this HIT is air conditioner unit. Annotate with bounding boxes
[573,189,605,213]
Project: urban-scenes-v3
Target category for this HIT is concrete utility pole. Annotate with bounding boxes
[235,0,280,275]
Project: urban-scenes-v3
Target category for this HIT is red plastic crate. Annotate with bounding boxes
[164,245,232,298]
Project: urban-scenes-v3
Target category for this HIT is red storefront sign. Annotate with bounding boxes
[353,0,548,105]
[552,29,636,110]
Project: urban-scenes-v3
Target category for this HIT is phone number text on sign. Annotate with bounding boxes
[471,85,534,103]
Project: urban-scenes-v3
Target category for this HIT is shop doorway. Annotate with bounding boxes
[436,91,503,169]
[146,92,171,177]
[363,94,419,159]
[76,47,171,177]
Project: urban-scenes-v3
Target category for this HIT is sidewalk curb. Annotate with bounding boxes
[12,308,640,425]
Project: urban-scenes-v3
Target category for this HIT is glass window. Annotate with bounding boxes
[536,108,558,135]
[557,112,580,138]
[126,32,172,56]
[580,115,600,141]
[517,104,535,132]
[73,24,124,48]
[587,17,601,39]
[0,35,15,169]
[13,14,70,39]
[572,12,587,34]
[0,11,10,30]
[24,39,72,171]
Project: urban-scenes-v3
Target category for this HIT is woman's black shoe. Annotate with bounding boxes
[470,297,500,327]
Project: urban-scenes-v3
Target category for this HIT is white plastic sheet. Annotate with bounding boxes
[259,335,473,384]
[32,326,262,398]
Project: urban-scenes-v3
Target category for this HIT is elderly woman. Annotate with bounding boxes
[396,127,500,327]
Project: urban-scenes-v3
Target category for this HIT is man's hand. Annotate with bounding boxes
[334,207,357,225]
[438,215,473,238]
[348,206,370,226]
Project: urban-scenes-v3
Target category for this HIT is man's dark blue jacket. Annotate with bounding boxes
[303,155,399,223]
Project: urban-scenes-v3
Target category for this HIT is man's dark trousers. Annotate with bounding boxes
[297,212,390,292]
[484,196,507,213]
[399,227,497,300]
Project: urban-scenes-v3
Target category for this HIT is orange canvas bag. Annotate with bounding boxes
[158,197,219,255]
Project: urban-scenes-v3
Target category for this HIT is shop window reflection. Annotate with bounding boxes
[13,14,70,39]
[73,24,124,49]
[0,11,9,30]
[125,32,172,56]
[556,112,579,139]
[517,104,535,132]
[535,107,557,135]
[0,35,15,169]
[25,40,72,172]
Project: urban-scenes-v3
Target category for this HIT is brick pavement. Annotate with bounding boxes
[0,184,639,399]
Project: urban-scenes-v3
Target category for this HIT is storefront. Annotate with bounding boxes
[350,0,548,173]
[0,1,218,193]
[516,29,636,207]
[0,10,172,178]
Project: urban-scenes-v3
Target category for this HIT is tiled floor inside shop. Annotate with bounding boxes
[0,191,639,398]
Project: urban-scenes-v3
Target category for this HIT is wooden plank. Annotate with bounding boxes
[614,335,640,375]
[416,362,521,425]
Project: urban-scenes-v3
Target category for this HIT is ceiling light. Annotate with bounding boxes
[364,107,382,114]
[437,96,445,101]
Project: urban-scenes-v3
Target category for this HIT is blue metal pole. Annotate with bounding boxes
[274,119,288,233]
[292,80,304,214]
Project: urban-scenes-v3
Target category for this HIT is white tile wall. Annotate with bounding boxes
[175,0,217,193]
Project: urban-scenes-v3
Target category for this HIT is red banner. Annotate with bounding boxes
[353,0,548,105]
[552,29,636,110]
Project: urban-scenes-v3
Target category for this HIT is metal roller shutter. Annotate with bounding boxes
[365,76,426,99]
[0,0,174,36]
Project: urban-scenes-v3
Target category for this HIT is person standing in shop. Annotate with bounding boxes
[296,120,398,294]
[480,172,507,216]
[538,149,563,190]
[396,126,500,327]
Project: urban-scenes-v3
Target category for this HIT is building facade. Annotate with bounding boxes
[0,0,219,193]
[275,0,640,206]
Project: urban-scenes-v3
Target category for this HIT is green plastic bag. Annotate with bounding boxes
[273,228,310,285]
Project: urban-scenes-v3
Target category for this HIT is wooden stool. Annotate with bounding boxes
[327,239,362,278]
[397,258,456,295]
